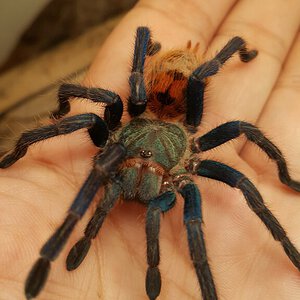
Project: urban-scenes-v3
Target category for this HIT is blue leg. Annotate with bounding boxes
[146,191,176,300]
[176,181,218,300]
[0,113,109,169]
[195,160,300,271]
[66,182,122,270]
[192,121,300,192]
[185,37,257,130]
[52,83,123,130]
[24,143,126,300]
[128,27,151,117]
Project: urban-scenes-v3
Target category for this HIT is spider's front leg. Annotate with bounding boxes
[186,37,258,130]
[24,143,126,299]
[0,113,108,169]
[173,176,218,300]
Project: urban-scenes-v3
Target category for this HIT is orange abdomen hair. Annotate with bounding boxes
[144,43,202,119]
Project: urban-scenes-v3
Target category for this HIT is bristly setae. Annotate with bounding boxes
[1,26,300,300]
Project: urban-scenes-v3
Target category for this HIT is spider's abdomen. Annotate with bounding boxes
[118,118,187,203]
[145,47,201,119]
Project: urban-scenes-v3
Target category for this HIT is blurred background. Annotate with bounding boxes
[0,0,137,154]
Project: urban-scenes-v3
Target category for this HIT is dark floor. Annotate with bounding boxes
[1,0,137,72]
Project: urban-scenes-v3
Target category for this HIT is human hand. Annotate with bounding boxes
[1,0,300,299]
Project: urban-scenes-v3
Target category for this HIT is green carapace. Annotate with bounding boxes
[118,118,187,203]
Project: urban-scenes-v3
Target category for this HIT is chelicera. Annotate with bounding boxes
[1,27,300,300]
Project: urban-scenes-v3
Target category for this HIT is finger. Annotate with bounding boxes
[239,32,300,276]
[241,32,300,178]
[87,0,238,86]
[199,0,300,136]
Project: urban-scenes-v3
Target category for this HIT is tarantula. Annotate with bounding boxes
[1,26,300,300]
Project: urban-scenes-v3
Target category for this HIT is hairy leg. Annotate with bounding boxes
[192,121,300,191]
[52,84,123,130]
[0,113,108,168]
[176,179,218,300]
[145,191,176,300]
[66,182,122,270]
[191,159,300,271]
[185,38,257,130]
[25,144,126,299]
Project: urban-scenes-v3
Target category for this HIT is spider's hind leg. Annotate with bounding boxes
[215,36,258,64]
[128,27,160,117]
[185,37,257,130]
[147,35,161,56]
[66,182,122,270]
[0,113,109,169]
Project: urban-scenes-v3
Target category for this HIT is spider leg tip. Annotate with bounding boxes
[66,237,91,271]
[241,49,258,62]
[25,257,50,299]
[146,267,161,300]
[25,293,33,300]
[289,180,300,193]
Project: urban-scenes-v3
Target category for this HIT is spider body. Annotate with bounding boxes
[1,26,300,300]
[145,46,200,118]
[117,117,187,203]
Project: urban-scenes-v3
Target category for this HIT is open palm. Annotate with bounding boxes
[1,0,300,299]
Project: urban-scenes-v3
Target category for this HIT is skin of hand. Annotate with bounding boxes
[1,0,300,299]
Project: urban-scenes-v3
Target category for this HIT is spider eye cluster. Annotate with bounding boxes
[140,149,152,158]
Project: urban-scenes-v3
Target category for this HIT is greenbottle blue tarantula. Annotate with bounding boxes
[1,27,299,300]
